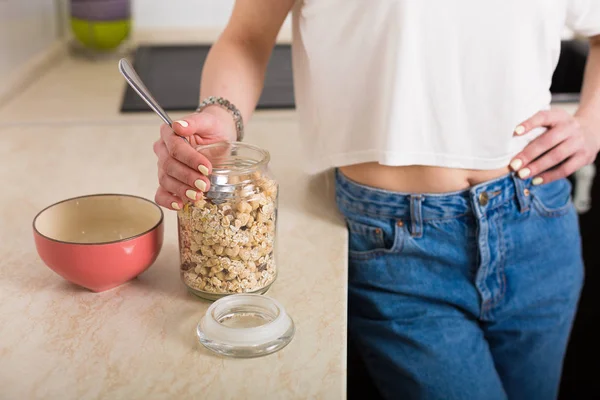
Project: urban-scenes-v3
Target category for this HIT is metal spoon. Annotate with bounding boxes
[118,58,189,143]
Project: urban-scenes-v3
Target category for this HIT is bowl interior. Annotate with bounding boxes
[34,195,162,244]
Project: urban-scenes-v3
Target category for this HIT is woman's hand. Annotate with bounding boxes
[153,108,236,210]
[509,108,600,185]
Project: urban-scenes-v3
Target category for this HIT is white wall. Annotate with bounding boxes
[0,0,63,98]
[0,0,64,105]
[133,0,235,29]
[132,0,291,35]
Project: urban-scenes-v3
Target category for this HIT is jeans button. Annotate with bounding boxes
[479,192,489,206]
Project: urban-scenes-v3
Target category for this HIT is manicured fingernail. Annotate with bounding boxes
[518,168,531,179]
[194,179,207,191]
[175,120,189,128]
[532,177,544,186]
[171,202,181,210]
[510,159,523,171]
[514,125,526,135]
[198,165,209,176]
[185,189,197,200]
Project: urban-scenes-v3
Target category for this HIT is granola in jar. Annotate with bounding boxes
[178,142,278,300]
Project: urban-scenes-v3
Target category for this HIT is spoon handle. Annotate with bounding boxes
[118,58,174,127]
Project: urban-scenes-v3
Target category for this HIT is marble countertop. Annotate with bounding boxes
[0,55,348,399]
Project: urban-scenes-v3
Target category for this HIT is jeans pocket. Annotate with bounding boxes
[346,217,404,260]
[530,178,574,218]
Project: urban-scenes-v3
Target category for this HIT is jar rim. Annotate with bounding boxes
[195,141,271,175]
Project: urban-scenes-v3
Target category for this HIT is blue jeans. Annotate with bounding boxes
[335,170,584,400]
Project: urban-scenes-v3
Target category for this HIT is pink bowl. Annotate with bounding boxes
[33,194,164,292]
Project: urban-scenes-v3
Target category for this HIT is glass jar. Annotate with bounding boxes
[178,142,278,301]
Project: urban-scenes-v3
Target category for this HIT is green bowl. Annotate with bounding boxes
[71,17,131,51]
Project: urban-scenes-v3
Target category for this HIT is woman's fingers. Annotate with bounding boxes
[522,138,581,184]
[155,140,211,193]
[159,123,212,175]
[509,125,571,177]
[508,108,599,186]
[155,186,183,211]
[536,154,587,185]
[158,169,203,203]
[513,108,571,136]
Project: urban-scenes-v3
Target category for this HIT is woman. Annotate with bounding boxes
[153,1,600,399]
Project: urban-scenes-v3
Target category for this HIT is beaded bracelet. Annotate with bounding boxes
[196,96,244,142]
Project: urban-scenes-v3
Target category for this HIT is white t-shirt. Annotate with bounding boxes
[290,0,600,174]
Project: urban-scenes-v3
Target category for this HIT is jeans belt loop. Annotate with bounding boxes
[410,194,424,238]
[512,173,530,213]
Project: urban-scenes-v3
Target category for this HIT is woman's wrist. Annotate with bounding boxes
[199,105,239,142]
[575,111,600,149]
[196,96,245,142]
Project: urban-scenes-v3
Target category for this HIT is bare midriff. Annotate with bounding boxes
[339,163,511,193]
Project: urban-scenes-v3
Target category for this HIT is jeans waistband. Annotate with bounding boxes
[335,169,533,224]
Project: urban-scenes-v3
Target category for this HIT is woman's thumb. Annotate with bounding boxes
[172,113,218,137]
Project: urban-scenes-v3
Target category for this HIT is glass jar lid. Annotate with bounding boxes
[196,294,295,358]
